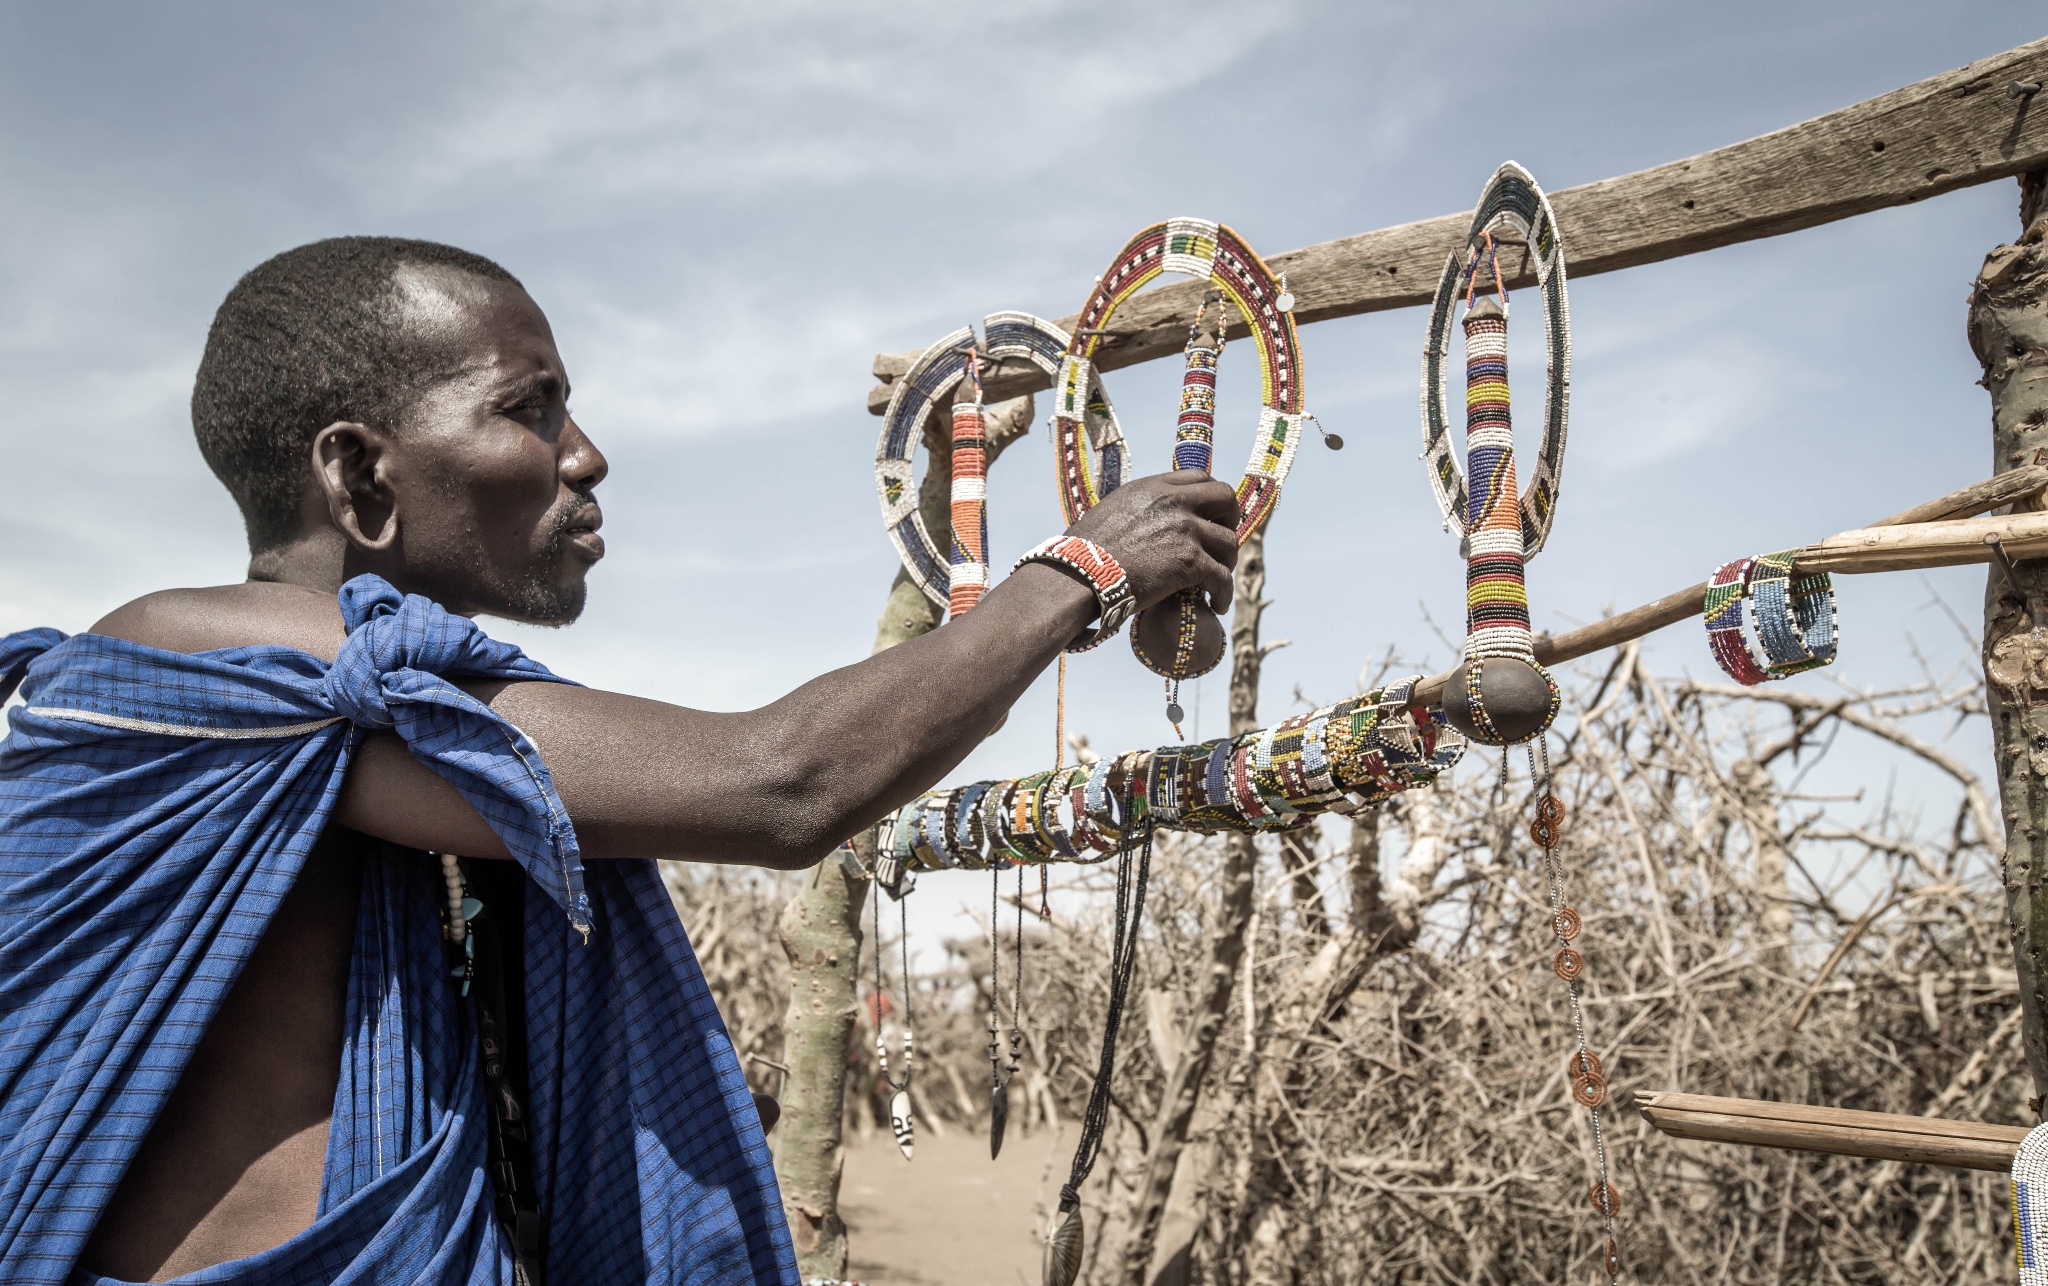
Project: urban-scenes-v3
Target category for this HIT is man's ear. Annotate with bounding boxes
[312,421,400,553]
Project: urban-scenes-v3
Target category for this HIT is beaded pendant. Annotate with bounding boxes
[876,313,1127,614]
[1053,219,1311,725]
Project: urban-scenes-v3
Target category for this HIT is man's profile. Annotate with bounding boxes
[0,237,1239,1284]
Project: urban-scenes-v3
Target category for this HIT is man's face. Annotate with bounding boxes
[381,267,607,625]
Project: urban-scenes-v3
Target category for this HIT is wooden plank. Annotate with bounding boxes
[870,38,2048,413]
[1636,1090,2028,1173]
[1409,469,2048,707]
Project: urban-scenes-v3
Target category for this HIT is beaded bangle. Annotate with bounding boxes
[952,782,991,871]
[1703,557,1771,686]
[1422,163,1570,560]
[878,313,1126,614]
[1748,549,1838,678]
[1055,219,1308,545]
[1013,536,1138,652]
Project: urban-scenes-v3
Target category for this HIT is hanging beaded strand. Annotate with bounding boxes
[948,349,992,617]
[1529,735,1621,1284]
[873,881,915,1159]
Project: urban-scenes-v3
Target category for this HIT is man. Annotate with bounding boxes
[0,237,1238,1284]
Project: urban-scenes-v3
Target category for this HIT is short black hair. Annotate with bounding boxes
[191,236,521,553]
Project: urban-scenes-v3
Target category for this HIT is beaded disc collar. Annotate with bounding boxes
[1053,219,1307,543]
[1421,162,1571,560]
[877,312,1127,612]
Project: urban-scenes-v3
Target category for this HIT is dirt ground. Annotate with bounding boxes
[840,1121,1076,1285]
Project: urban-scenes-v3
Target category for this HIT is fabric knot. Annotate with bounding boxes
[324,576,520,728]
[0,628,67,706]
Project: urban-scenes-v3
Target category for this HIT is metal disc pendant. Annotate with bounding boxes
[1323,432,1345,450]
[1165,701,1185,726]
[989,1080,1010,1159]
[1276,291,1296,312]
[889,1088,915,1160]
[1044,1206,1085,1286]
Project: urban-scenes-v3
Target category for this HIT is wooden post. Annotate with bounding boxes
[1972,170,2048,1111]
[1115,526,1271,1286]
[773,392,1033,1277]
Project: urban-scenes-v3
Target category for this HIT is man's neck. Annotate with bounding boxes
[245,531,352,596]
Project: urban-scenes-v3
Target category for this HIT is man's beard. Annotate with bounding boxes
[493,494,595,627]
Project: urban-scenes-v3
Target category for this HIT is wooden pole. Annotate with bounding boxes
[773,392,1035,1277]
[1972,178,2048,1114]
[868,39,2048,413]
[1409,468,2048,708]
[1635,1090,2028,1172]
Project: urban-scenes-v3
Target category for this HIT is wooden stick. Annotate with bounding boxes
[1634,1090,2028,1173]
[868,38,2048,413]
[1409,467,2048,707]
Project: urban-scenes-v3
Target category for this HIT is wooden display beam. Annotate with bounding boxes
[1635,1090,2029,1173]
[1408,465,2048,708]
[868,39,2048,413]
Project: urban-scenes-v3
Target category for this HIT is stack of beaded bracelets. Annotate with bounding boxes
[1703,549,1839,687]
[1013,536,1137,653]
[878,678,1466,871]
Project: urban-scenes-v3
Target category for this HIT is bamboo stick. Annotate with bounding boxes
[1410,468,2048,707]
[1635,1090,2029,1173]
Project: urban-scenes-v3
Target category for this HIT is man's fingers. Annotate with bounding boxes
[1198,553,1234,617]
[1165,470,1242,526]
[1192,516,1239,574]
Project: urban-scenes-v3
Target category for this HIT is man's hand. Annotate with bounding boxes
[1063,470,1240,615]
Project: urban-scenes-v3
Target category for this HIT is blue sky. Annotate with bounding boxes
[0,5,2039,919]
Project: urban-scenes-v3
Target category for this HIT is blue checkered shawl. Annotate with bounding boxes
[0,576,797,1285]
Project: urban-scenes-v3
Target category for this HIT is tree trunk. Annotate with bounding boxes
[773,393,1032,1278]
[1115,526,1271,1286]
[1973,173,2048,1112]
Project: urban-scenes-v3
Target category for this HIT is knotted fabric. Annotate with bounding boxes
[0,575,796,1284]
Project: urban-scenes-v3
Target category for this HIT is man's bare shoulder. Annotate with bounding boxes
[90,583,347,663]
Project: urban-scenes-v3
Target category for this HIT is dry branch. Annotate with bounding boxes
[1635,1091,2027,1172]
[869,38,2048,412]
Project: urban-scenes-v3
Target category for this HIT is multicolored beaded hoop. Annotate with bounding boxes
[1421,162,1571,559]
[1054,219,1307,543]
[877,312,1128,613]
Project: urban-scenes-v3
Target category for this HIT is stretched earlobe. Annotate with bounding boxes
[312,421,400,553]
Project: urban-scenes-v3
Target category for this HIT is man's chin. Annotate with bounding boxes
[488,576,588,629]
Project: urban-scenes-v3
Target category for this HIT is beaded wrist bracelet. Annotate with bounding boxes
[1013,536,1138,652]
[1703,557,1772,686]
[1704,550,1840,686]
[1748,548,1839,677]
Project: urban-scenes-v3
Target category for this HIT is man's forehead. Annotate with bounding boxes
[390,263,560,381]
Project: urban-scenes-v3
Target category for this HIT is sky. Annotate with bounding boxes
[0,3,2040,942]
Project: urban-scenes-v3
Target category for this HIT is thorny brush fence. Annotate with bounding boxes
[667,641,2024,1285]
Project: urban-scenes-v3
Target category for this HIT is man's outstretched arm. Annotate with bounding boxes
[334,471,1240,868]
